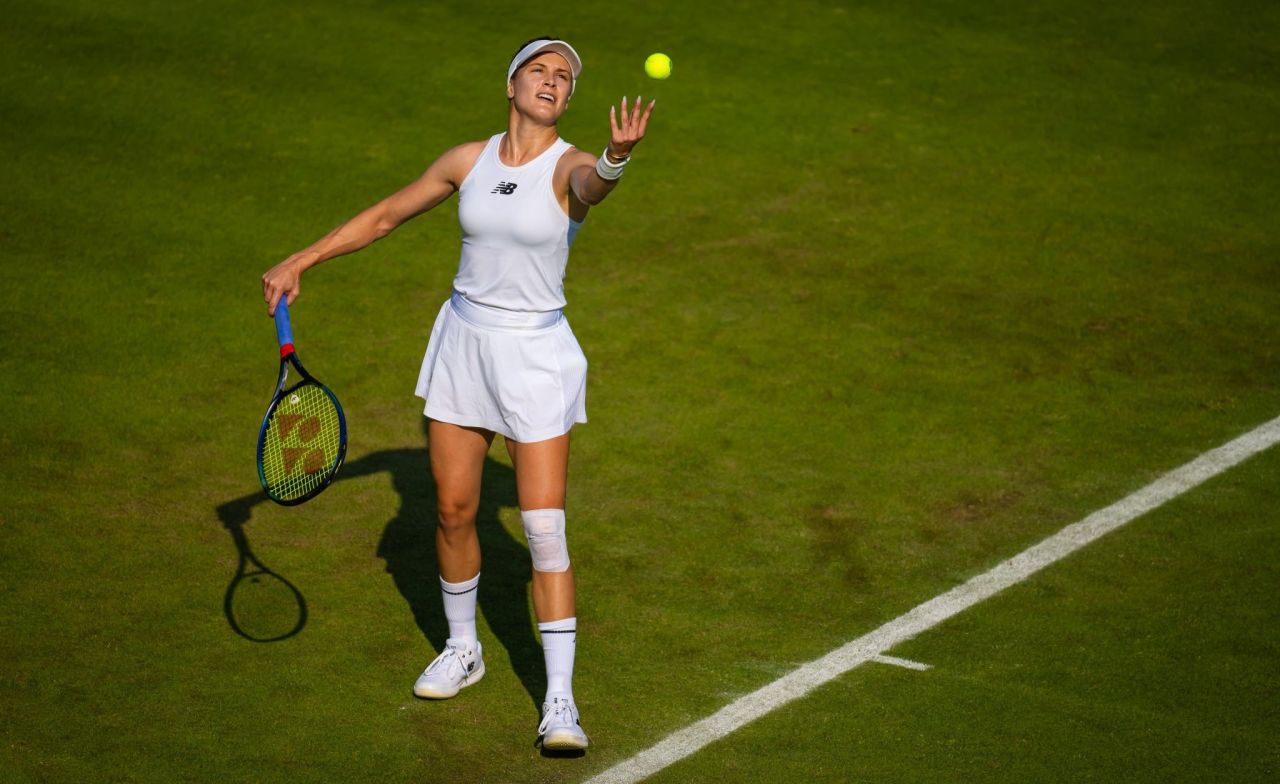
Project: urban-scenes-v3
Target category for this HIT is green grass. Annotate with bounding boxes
[2,0,1278,782]
[648,447,1280,783]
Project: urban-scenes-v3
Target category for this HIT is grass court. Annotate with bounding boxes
[2,0,1278,781]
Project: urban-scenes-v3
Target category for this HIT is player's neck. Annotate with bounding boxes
[501,117,558,167]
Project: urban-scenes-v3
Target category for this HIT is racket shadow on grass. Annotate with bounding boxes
[216,493,308,642]
[214,420,548,711]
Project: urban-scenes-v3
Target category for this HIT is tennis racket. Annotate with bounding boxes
[256,297,347,505]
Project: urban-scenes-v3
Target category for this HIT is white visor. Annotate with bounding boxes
[507,39,582,96]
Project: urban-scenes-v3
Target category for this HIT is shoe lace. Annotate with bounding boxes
[427,643,468,678]
[538,698,574,736]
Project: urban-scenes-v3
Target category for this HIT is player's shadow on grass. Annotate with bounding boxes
[214,422,547,711]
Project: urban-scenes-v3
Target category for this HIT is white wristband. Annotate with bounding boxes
[595,148,629,181]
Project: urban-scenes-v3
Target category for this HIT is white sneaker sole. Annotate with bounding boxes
[412,659,485,699]
[541,727,590,751]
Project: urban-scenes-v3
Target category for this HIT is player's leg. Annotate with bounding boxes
[507,431,574,620]
[414,419,494,699]
[431,420,493,582]
[505,431,588,749]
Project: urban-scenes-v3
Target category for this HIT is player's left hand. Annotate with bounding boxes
[607,96,655,159]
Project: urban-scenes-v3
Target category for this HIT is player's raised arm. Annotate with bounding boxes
[569,95,656,206]
[261,141,485,314]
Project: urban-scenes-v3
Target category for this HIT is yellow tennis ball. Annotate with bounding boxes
[645,53,672,80]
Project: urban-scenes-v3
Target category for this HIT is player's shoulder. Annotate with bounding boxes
[441,139,489,166]
[431,139,489,186]
[555,144,598,172]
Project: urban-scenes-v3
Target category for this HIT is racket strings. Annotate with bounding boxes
[261,383,344,501]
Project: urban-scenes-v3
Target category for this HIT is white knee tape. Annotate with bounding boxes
[521,508,570,572]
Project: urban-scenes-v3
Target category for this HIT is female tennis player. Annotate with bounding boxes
[261,38,654,751]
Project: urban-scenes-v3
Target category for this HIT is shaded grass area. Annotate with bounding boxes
[1,0,1277,781]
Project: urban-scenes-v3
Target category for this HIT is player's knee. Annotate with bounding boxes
[436,496,477,535]
[521,508,570,572]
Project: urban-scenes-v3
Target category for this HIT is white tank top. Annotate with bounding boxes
[453,133,584,313]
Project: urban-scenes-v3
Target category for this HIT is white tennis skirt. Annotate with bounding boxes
[414,292,588,442]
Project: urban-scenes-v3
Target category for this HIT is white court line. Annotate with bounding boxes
[583,415,1280,784]
[871,654,932,671]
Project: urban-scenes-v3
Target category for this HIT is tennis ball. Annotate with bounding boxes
[645,53,672,80]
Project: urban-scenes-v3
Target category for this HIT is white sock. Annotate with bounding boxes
[539,616,577,702]
[440,572,480,644]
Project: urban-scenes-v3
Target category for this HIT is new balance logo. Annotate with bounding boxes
[491,181,518,195]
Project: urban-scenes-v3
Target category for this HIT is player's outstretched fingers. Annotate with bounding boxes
[606,94,656,159]
[638,99,656,135]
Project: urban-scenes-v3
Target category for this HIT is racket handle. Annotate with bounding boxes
[274,297,295,354]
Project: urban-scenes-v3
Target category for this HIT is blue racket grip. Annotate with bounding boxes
[274,297,295,353]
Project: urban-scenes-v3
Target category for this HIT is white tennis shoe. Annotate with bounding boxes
[538,695,589,750]
[413,638,485,699]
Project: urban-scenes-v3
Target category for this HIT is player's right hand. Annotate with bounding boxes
[261,256,304,316]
